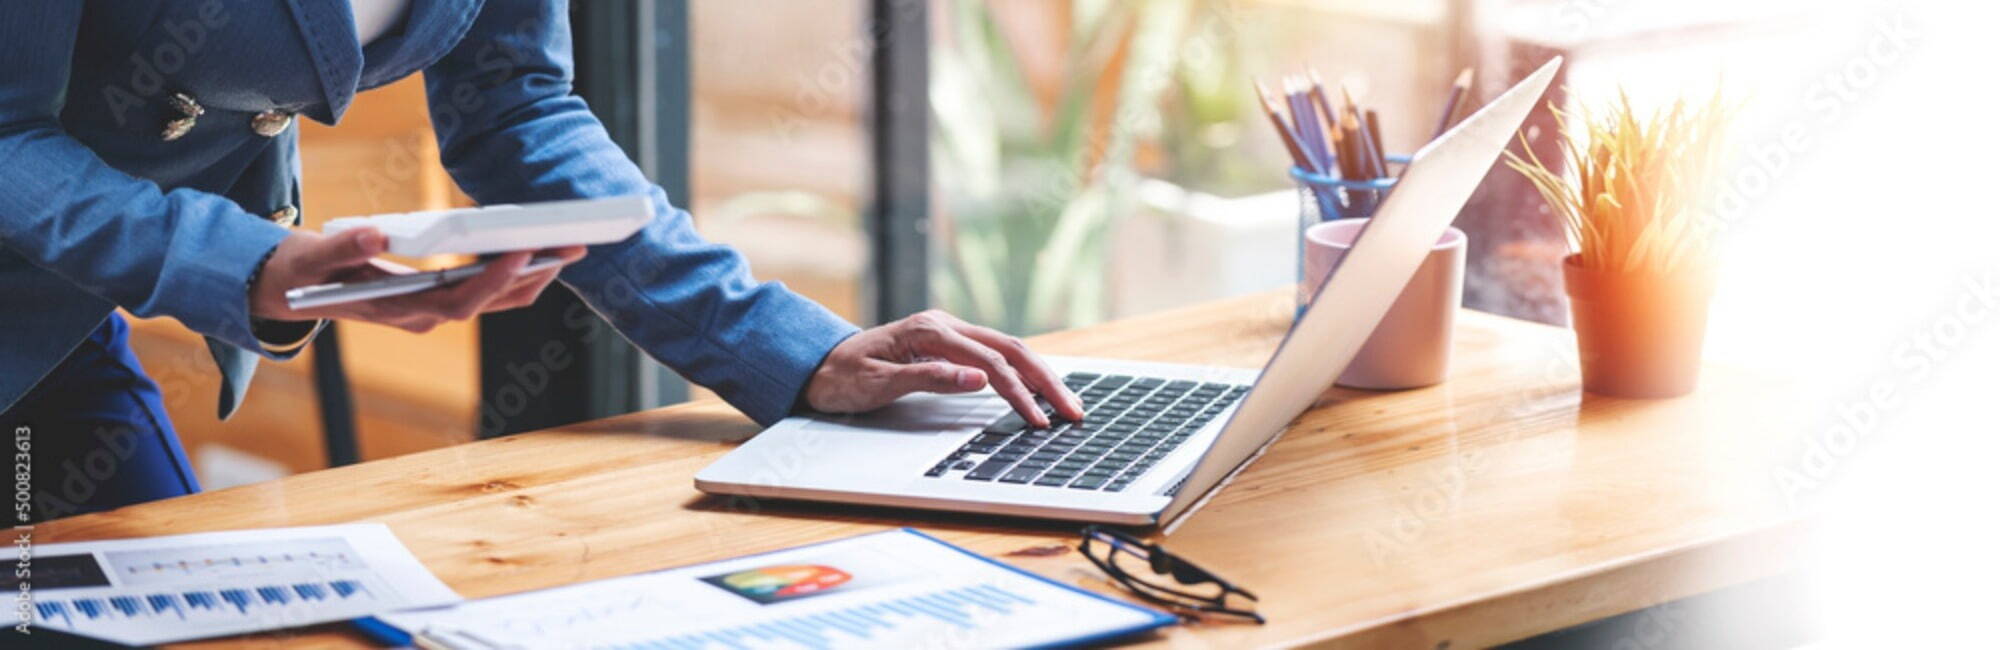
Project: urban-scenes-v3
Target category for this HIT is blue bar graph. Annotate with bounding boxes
[220,589,251,613]
[34,601,72,627]
[612,584,1037,650]
[330,579,365,598]
[32,579,378,628]
[184,591,215,611]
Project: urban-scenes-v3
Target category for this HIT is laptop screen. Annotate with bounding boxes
[1157,58,1564,528]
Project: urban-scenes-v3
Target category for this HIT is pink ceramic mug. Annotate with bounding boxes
[1303,218,1466,390]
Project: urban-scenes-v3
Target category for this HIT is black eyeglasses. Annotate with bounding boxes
[1079,525,1265,623]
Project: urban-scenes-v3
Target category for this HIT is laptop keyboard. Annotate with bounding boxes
[923,372,1249,492]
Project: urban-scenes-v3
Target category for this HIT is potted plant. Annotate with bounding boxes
[1505,91,1730,398]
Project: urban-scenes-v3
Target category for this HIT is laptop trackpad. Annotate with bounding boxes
[799,392,1007,437]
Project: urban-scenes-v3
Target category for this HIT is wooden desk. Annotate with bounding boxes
[38,291,1813,648]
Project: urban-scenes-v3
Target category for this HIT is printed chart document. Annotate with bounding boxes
[376,528,1174,649]
[2,523,459,646]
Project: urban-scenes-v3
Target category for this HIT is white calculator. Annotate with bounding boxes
[322,194,653,257]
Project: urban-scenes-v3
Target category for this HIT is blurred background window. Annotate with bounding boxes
[927,0,1825,333]
[689,2,872,325]
[927,0,1466,333]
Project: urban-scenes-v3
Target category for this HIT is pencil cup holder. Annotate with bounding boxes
[1291,159,1407,312]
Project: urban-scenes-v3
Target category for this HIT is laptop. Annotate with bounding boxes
[696,58,1562,526]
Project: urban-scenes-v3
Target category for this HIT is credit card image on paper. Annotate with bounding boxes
[702,564,855,604]
[284,255,568,310]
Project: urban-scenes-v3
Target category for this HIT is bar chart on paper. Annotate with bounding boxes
[30,577,378,628]
[380,529,1173,649]
[0,524,459,646]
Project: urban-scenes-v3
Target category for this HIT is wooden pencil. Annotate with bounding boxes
[1337,111,1365,179]
[1285,78,1328,171]
[1432,67,1473,139]
[1307,70,1345,175]
[1364,108,1389,175]
[1343,104,1382,179]
[1338,85,1386,178]
[1319,79,1360,179]
[1328,118,1357,179]
[1254,79,1316,173]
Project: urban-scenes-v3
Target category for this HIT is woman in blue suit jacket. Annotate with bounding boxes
[0,0,1082,524]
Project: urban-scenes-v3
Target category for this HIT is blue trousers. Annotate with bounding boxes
[3,314,199,524]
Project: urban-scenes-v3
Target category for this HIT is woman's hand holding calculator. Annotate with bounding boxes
[249,227,587,333]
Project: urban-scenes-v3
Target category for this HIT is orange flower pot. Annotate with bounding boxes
[1561,255,1717,398]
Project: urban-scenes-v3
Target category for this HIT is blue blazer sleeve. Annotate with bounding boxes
[0,3,297,356]
[423,0,859,426]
